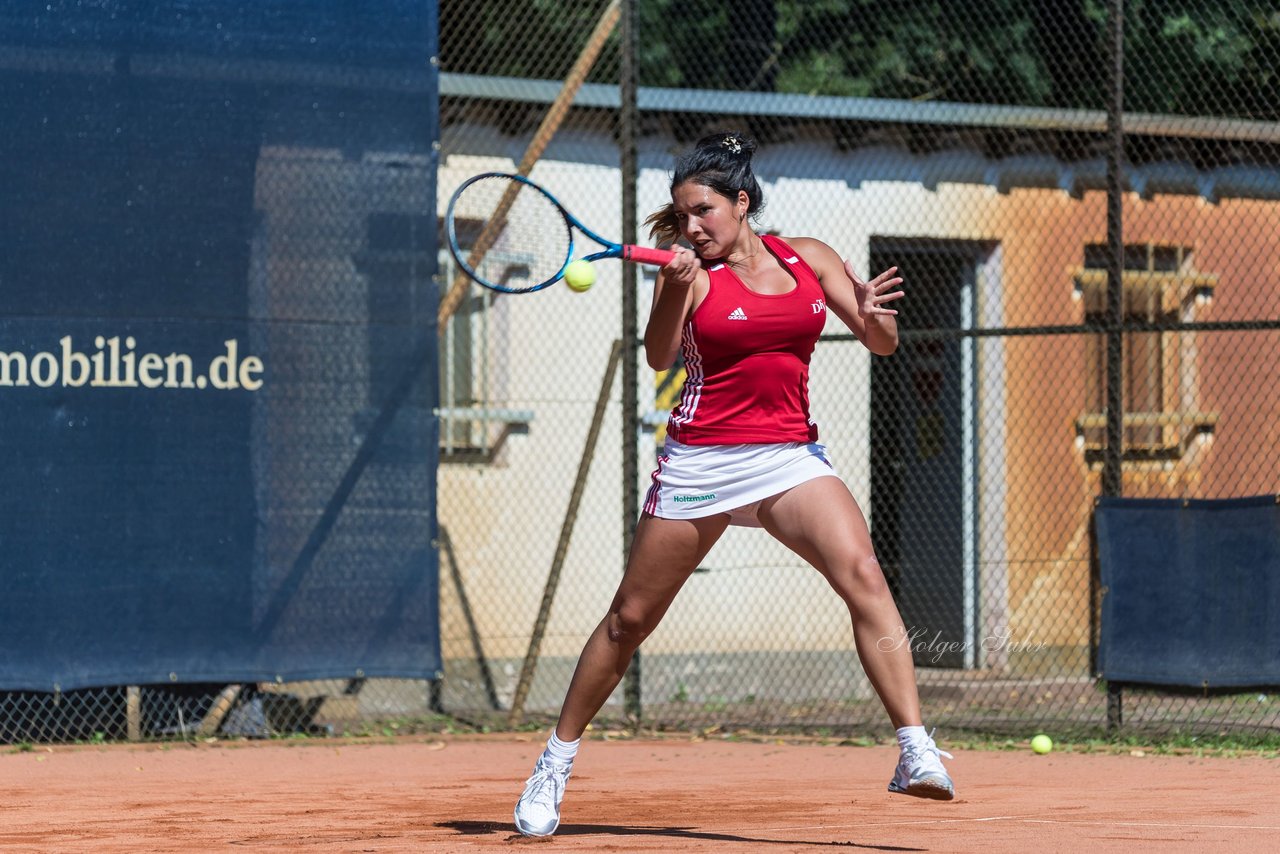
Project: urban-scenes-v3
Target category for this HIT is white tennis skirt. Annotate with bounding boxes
[643,438,839,528]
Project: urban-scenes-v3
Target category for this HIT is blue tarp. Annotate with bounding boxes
[0,1,441,691]
[1097,495,1280,688]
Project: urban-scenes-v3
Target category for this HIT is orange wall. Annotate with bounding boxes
[971,189,1279,656]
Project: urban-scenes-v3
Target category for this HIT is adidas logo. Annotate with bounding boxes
[727,307,749,321]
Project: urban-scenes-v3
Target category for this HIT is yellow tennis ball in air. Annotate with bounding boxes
[563,259,596,292]
[1031,734,1053,754]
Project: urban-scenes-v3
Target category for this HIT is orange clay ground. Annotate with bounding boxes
[2,734,1277,852]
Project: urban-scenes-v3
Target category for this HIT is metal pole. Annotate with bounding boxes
[1104,0,1125,732]
[1104,0,1125,500]
[619,0,642,724]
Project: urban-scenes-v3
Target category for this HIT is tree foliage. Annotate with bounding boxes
[1122,0,1280,119]
[440,0,1280,120]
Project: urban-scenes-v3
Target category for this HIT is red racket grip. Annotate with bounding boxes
[622,245,677,266]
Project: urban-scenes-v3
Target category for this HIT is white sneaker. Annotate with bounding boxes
[514,757,572,837]
[888,731,955,800]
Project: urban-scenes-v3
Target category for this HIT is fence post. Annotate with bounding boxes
[1103,0,1126,733]
[620,0,643,726]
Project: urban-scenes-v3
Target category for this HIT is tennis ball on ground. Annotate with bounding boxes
[563,259,596,292]
[1031,734,1053,754]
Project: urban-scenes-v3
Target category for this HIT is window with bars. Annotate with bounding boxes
[433,217,531,463]
[1073,242,1218,462]
[356,212,529,463]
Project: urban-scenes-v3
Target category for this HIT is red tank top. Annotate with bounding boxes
[666,234,828,445]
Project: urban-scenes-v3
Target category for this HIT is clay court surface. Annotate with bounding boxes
[2,734,1277,852]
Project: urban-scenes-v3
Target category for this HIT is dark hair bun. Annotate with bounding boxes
[696,131,756,160]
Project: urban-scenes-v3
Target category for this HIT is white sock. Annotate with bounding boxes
[542,731,580,767]
[896,725,928,749]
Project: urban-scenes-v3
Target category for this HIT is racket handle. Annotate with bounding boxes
[622,245,677,266]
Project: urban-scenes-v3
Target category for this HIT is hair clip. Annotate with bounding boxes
[721,135,742,154]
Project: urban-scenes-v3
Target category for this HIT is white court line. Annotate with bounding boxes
[1020,818,1280,831]
[554,815,1044,842]
[743,813,1280,836]
[748,814,1043,834]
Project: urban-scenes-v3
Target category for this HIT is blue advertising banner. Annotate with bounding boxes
[0,1,441,691]
[1097,495,1280,689]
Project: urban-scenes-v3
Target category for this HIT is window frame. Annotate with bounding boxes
[1073,242,1218,463]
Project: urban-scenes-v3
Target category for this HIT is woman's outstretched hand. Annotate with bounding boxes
[846,261,905,318]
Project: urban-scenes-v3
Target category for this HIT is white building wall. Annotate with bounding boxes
[434,126,1008,712]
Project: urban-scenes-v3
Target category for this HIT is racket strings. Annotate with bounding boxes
[449,175,571,292]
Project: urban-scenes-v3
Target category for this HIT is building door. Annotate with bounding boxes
[869,242,978,668]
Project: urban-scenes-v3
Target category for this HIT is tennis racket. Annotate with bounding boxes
[445,171,677,294]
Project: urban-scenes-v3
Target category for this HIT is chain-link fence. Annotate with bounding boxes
[432,0,1280,743]
[4,0,1279,744]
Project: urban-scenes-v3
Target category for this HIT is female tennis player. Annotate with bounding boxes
[514,131,955,837]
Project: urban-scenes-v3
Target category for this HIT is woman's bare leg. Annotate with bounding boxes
[554,512,730,740]
[757,476,922,729]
